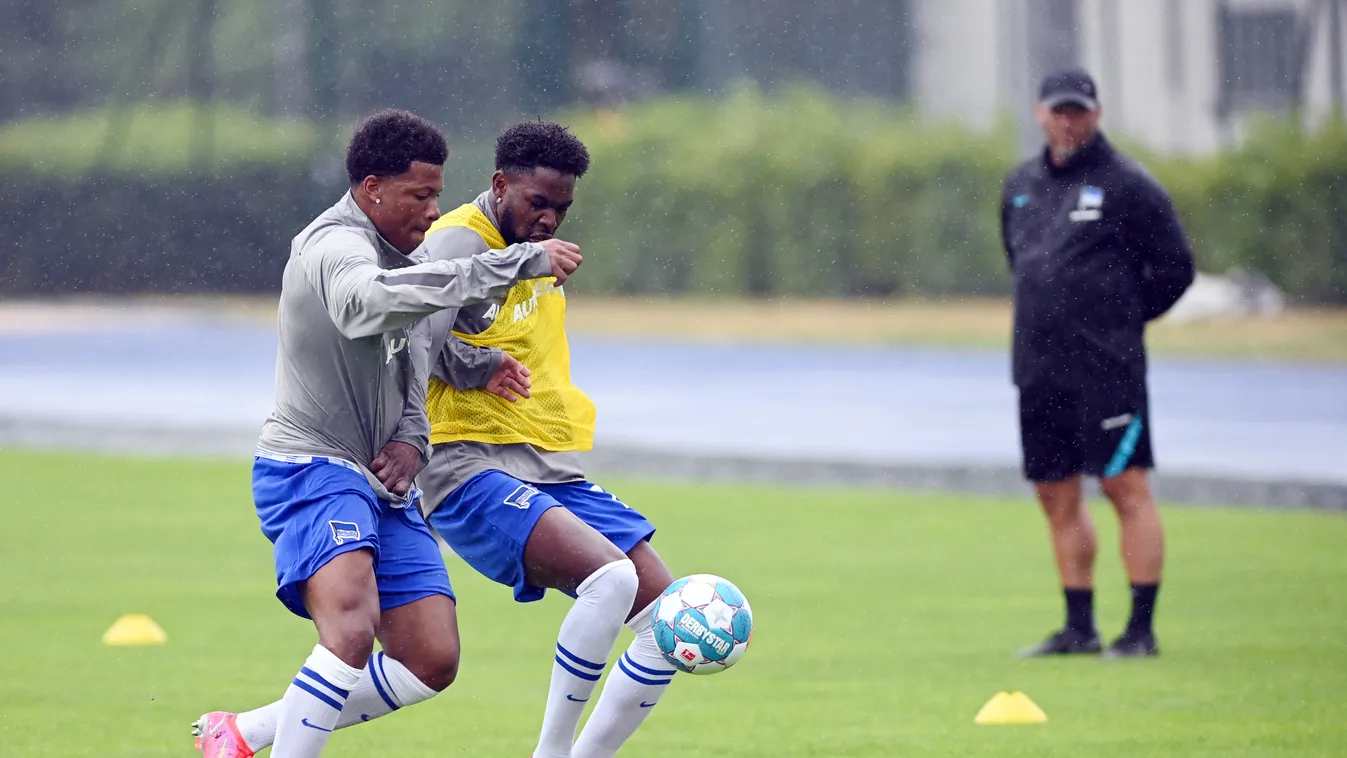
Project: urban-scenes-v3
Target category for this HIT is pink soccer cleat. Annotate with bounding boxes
[191,711,255,758]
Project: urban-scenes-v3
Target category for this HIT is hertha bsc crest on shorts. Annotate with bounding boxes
[503,484,541,510]
[329,520,361,545]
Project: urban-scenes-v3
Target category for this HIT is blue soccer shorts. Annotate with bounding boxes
[426,470,656,603]
[253,452,454,619]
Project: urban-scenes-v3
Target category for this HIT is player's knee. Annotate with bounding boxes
[317,615,378,666]
[1101,472,1152,515]
[305,551,380,662]
[1039,497,1084,527]
[612,557,640,598]
[1035,480,1083,519]
[1099,476,1125,504]
[412,638,461,692]
[313,596,380,664]
[582,557,639,609]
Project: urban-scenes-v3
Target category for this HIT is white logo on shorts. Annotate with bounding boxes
[590,483,631,509]
[1101,413,1134,431]
[504,484,541,510]
[329,520,361,545]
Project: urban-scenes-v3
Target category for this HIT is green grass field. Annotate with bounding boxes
[1,450,1344,757]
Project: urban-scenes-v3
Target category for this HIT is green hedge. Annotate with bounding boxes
[2,170,311,294]
[0,103,491,296]
[563,88,1347,302]
[1144,118,1347,304]
[3,93,1345,301]
[561,86,1014,297]
[0,103,318,177]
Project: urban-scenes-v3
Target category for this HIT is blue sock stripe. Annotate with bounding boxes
[555,643,606,671]
[375,652,401,705]
[292,678,345,711]
[368,655,399,712]
[554,655,603,682]
[299,666,351,699]
[1104,416,1144,477]
[617,657,674,687]
[621,653,676,678]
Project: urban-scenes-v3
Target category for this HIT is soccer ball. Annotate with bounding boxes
[652,574,753,675]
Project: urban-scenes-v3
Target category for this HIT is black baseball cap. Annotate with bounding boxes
[1039,66,1099,110]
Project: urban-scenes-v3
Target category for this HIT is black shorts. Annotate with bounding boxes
[1017,381,1154,483]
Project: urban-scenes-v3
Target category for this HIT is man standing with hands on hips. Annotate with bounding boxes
[1000,67,1195,659]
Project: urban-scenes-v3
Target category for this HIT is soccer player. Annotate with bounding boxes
[414,120,680,758]
[191,109,582,758]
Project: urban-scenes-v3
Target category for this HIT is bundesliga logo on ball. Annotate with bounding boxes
[652,574,753,675]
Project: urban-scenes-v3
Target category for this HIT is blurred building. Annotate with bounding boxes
[912,0,1347,155]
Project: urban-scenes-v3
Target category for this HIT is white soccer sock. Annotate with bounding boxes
[270,644,364,758]
[234,702,279,752]
[572,600,677,758]
[235,650,439,751]
[534,558,639,758]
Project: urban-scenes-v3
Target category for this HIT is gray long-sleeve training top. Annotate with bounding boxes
[256,191,552,506]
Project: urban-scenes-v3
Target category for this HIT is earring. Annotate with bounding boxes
[375,198,381,205]
[496,196,503,204]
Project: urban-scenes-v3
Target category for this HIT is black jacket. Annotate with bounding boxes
[1000,133,1195,388]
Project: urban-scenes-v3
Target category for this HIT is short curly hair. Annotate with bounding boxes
[345,109,448,186]
[495,120,590,178]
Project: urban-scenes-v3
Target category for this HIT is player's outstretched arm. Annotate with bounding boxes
[302,230,554,340]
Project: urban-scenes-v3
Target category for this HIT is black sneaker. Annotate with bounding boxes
[1018,627,1102,658]
[1102,630,1159,659]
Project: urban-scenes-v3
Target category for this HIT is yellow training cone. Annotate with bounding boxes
[974,691,1048,725]
[102,614,167,646]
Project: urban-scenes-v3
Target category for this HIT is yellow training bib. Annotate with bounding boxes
[424,204,596,451]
